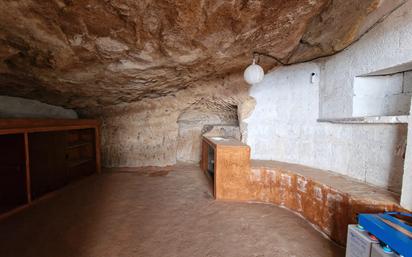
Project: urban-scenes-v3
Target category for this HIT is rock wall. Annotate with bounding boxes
[16,0,405,187]
[0,0,405,108]
[83,75,254,167]
[0,95,77,119]
[176,98,239,163]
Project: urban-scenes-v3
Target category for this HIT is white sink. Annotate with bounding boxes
[211,136,226,141]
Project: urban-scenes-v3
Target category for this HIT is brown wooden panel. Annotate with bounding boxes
[215,145,251,201]
[66,128,96,181]
[0,119,100,136]
[0,134,27,213]
[95,127,101,173]
[24,133,31,202]
[0,119,99,130]
[201,139,208,172]
[201,136,251,200]
[68,160,95,181]
[29,131,68,199]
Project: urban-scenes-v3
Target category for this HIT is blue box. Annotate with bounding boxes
[358,212,412,257]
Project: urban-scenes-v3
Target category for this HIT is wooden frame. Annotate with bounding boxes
[0,119,101,219]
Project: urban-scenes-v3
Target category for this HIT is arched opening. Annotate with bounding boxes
[176,98,240,163]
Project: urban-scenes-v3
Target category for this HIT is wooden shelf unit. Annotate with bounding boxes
[0,134,27,213]
[0,119,101,218]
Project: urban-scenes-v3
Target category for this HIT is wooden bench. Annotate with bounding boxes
[249,160,407,245]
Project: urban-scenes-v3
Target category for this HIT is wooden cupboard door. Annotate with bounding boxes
[28,131,68,199]
[0,134,27,213]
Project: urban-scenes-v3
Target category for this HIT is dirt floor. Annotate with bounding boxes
[0,164,345,257]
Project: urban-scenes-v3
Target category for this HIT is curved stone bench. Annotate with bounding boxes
[225,160,407,246]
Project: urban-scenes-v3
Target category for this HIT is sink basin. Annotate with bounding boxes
[211,136,226,141]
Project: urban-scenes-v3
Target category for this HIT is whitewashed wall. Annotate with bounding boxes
[244,62,406,193]
[353,73,412,117]
[244,2,412,193]
[320,1,412,118]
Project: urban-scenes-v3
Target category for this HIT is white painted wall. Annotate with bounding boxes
[0,95,77,119]
[245,2,412,194]
[245,62,406,193]
[402,102,412,210]
[320,1,412,119]
[353,73,411,117]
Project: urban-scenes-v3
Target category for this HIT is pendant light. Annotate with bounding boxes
[244,56,264,85]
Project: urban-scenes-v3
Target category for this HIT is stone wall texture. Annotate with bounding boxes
[0,0,405,108]
[83,75,253,167]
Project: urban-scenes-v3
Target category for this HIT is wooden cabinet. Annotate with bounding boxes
[0,119,100,217]
[29,131,68,199]
[201,136,251,201]
[0,134,27,213]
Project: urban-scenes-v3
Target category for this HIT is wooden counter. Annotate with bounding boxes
[201,136,250,200]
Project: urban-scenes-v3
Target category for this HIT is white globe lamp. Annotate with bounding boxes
[244,58,264,85]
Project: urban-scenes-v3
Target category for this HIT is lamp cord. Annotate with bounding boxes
[253,51,285,65]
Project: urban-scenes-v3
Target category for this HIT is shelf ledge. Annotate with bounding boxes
[317,115,409,124]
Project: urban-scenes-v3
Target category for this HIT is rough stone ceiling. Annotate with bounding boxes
[0,0,405,109]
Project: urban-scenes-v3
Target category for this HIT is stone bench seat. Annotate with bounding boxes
[248,160,406,245]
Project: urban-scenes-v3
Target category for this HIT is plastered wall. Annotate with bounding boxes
[0,95,77,119]
[320,0,412,118]
[245,2,412,193]
[245,62,406,193]
[353,72,412,117]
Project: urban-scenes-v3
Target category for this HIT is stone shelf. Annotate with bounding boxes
[317,115,409,124]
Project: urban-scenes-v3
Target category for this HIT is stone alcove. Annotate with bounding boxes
[176,98,240,163]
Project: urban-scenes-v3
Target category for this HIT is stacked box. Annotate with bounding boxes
[346,225,379,257]
[370,244,400,257]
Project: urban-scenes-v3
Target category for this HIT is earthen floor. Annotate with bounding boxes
[0,164,344,257]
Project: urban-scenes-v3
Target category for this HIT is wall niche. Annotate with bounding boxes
[176,98,239,163]
[353,68,412,117]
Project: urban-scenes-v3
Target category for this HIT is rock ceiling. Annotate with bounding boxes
[0,0,405,109]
